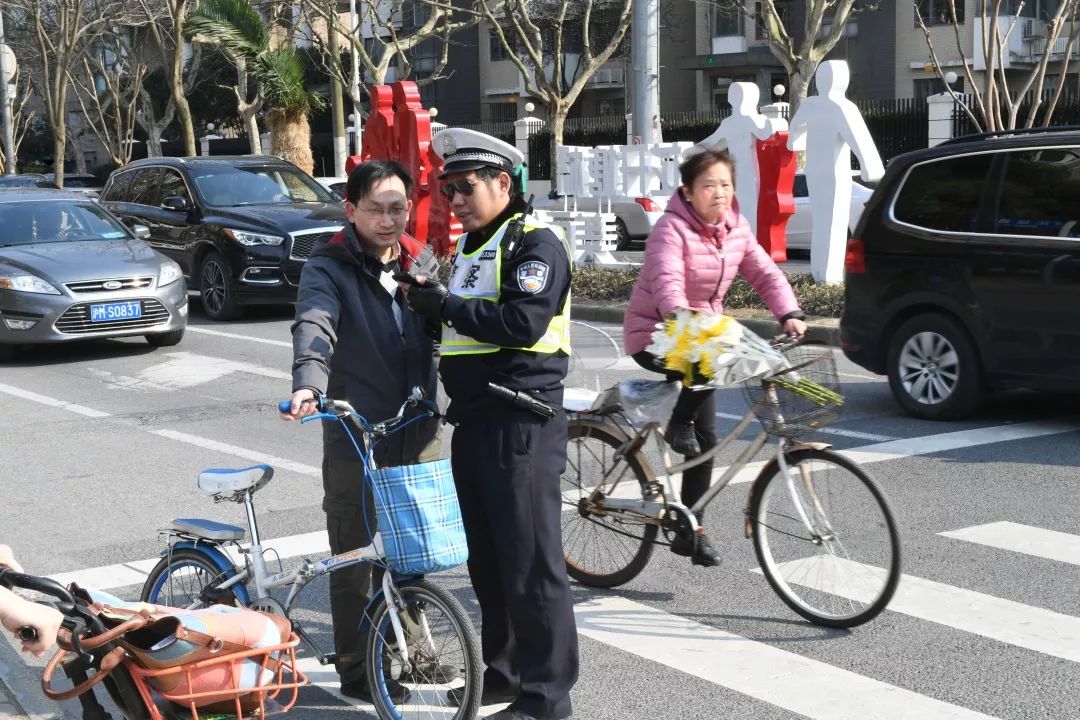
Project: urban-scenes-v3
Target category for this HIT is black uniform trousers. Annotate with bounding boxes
[451,408,579,720]
[322,454,382,686]
[631,350,719,513]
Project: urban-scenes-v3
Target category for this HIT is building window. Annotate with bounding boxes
[489,29,508,62]
[755,1,791,40]
[914,75,965,99]
[916,0,964,26]
[713,3,743,37]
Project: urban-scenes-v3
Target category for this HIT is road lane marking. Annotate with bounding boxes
[0,382,111,418]
[575,596,999,720]
[940,522,1080,567]
[755,557,1080,664]
[186,326,292,348]
[150,429,320,476]
[715,412,895,442]
[88,352,290,392]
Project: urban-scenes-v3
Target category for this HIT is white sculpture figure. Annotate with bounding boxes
[788,60,885,283]
[689,82,783,235]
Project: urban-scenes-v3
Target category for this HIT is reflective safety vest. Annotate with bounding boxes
[441,213,572,357]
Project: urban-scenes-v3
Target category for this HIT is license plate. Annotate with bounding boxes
[89,301,142,323]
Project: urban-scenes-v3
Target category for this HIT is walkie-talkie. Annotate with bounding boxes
[501,193,535,261]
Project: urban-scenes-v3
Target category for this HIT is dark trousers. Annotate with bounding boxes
[323,454,382,685]
[451,409,579,720]
[631,351,718,512]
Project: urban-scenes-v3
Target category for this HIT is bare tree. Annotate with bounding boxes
[136,0,198,155]
[6,0,133,186]
[71,31,148,166]
[0,69,37,174]
[477,0,633,174]
[917,0,1080,132]
[299,0,478,119]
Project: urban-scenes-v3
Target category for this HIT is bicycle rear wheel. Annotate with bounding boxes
[749,447,901,628]
[141,549,244,609]
[365,578,482,720]
[562,419,659,588]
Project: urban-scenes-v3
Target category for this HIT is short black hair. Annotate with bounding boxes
[679,149,735,188]
[475,165,522,197]
[346,160,414,203]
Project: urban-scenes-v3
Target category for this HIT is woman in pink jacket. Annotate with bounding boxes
[624,148,807,567]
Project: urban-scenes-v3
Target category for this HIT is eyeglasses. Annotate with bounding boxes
[440,178,481,200]
[353,204,408,220]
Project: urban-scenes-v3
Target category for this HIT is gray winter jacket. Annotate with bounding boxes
[290,224,440,515]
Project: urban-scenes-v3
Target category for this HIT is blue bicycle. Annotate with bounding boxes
[140,389,482,720]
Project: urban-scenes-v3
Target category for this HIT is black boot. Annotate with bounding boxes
[691,532,721,567]
[664,422,701,456]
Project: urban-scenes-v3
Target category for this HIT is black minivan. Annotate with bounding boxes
[101,156,345,320]
[841,127,1080,420]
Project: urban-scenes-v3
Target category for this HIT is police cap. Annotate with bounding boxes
[435,128,525,179]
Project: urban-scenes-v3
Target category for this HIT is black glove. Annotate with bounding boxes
[405,278,449,324]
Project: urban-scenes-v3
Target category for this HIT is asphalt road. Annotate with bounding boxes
[1,302,1078,720]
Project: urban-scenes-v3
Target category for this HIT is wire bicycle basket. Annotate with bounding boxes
[742,346,844,439]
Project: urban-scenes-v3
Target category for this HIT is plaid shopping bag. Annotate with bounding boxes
[370,458,469,576]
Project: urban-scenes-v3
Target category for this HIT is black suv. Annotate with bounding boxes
[841,127,1080,420]
[101,156,346,320]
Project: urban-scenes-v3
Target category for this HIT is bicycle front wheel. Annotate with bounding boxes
[562,419,659,588]
[365,578,482,720]
[749,448,901,628]
[141,548,244,609]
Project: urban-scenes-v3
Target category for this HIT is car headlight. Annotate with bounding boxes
[159,261,183,287]
[224,228,285,247]
[0,274,61,295]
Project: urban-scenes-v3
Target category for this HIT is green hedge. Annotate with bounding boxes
[572,266,845,318]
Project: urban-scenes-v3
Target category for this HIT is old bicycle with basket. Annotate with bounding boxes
[561,312,902,628]
[138,389,482,720]
[0,565,306,720]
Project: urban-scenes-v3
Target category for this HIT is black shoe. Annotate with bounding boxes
[400,660,460,684]
[691,532,721,567]
[489,710,573,720]
[664,422,701,456]
[340,678,412,704]
[447,685,518,707]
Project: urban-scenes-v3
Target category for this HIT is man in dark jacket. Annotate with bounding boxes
[280,160,440,703]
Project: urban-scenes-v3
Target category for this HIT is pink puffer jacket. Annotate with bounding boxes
[623,191,801,355]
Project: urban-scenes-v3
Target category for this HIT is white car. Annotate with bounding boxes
[314,176,348,200]
[786,172,874,250]
[536,194,669,250]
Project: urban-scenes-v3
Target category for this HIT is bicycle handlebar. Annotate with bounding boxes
[0,566,78,645]
[279,386,439,440]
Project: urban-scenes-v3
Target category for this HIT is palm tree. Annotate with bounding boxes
[187,0,323,173]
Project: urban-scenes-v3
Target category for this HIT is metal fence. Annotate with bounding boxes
[952,92,1080,138]
[856,97,928,162]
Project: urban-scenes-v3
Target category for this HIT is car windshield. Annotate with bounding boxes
[62,177,99,188]
[0,176,57,189]
[0,200,132,246]
[190,166,336,206]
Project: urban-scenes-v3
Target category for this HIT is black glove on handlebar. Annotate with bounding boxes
[405,279,449,325]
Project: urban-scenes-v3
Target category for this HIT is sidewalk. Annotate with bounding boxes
[571,303,841,347]
[0,635,56,720]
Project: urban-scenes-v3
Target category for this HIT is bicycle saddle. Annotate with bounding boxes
[197,465,274,495]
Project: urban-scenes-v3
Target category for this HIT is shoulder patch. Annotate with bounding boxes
[517,261,549,294]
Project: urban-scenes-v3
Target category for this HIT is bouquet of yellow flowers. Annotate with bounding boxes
[646,309,788,388]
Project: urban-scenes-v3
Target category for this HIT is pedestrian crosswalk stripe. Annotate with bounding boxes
[150,429,320,476]
[754,557,1080,663]
[940,521,1080,567]
[574,595,1000,720]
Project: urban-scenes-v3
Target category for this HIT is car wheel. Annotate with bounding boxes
[145,329,185,347]
[614,218,632,251]
[886,313,984,420]
[199,252,241,321]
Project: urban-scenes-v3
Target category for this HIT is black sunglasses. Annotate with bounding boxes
[440,178,481,200]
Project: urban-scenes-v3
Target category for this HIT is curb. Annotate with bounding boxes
[570,303,842,347]
[0,636,60,720]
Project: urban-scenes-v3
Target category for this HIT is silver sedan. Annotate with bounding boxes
[0,190,188,362]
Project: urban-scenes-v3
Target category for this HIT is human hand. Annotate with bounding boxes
[280,388,319,421]
[404,277,448,325]
[783,318,807,341]
[0,588,63,657]
[0,545,23,573]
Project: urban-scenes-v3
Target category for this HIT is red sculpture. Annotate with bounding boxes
[755,132,797,263]
[359,81,460,256]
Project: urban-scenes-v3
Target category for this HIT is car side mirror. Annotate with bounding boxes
[162,195,190,213]
[132,224,151,240]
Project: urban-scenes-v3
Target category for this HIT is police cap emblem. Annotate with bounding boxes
[443,134,457,155]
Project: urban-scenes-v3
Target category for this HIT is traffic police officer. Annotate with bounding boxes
[401,128,577,720]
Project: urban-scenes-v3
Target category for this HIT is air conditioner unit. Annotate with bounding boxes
[1022,19,1038,38]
